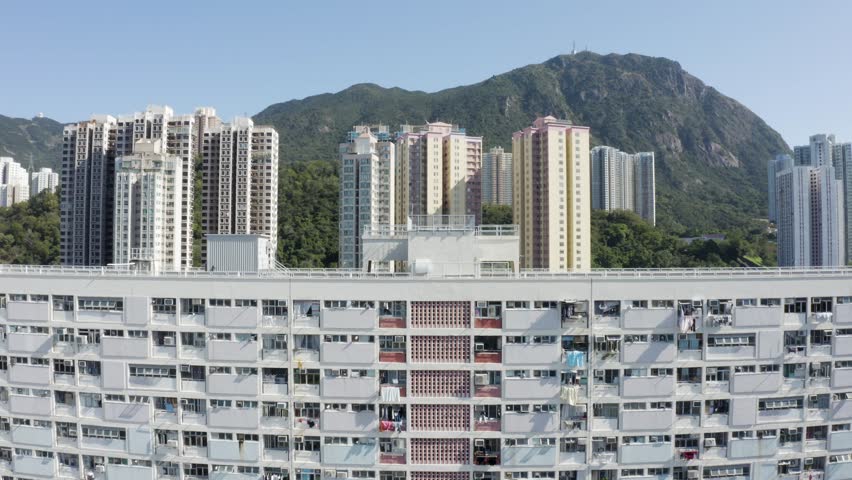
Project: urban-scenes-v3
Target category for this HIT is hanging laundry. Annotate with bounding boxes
[560,385,579,405]
[381,386,401,402]
[565,350,586,369]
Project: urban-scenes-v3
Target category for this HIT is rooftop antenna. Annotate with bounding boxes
[571,41,576,55]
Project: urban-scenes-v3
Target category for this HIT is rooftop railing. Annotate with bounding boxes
[1,264,852,281]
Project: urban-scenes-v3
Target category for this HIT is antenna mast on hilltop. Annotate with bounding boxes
[571,41,576,55]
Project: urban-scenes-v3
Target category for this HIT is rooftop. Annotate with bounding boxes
[1,263,851,281]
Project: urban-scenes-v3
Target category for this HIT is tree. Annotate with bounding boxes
[482,204,513,225]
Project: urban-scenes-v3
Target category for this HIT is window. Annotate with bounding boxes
[78,297,123,312]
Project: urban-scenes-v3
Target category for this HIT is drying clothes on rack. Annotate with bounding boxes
[560,385,579,405]
[565,350,586,369]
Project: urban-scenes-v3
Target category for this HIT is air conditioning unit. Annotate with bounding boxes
[324,470,336,478]
[277,435,288,443]
[352,336,360,342]
[810,395,819,402]
[805,458,814,465]
[330,369,342,376]
[64,360,73,367]
[474,439,485,447]
[704,438,716,447]
[95,465,106,473]
[336,472,348,479]
[163,337,175,346]
[276,402,287,409]
[394,336,405,342]
[164,299,174,306]
[294,436,304,443]
[77,336,89,345]
[487,306,498,317]
[692,401,701,408]
[475,343,485,351]
[474,374,489,386]
[78,361,87,369]
[166,439,178,448]
[606,437,617,444]
[687,471,699,479]
[474,473,485,480]
[476,301,487,308]
[181,365,191,373]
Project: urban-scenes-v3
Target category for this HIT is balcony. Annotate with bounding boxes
[474,350,502,363]
[11,425,53,447]
[321,342,376,364]
[322,307,377,330]
[474,384,500,398]
[620,442,673,464]
[730,372,782,394]
[207,305,258,328]
[834,369,852,388]
[829,431,852,451]
[835,303,852,324]
[101,336,149,358]
[621,409,674,431]
[835,335,852,356]
[12,455,56,477]
[728,436,779,458]
[127,375,176,391]
[76,308,123,323]
[621,307,677,330]
[380,451,407,464]
[503,377,560,400]
[379,316,405,329]
[104,401,151,423]
[733,306,783,327]
[208,438,260,462]
[208,339,259,362]
[504,344,561,365]
[208,374,258,396]
[105,464,153,480]
[501,445,557,467]
[208,406,260,429]
[6,300,50,322]
[322,376,377,399]
[622,375,675,398]
[9,394,51,416]
[474,317,501,329]
[322,442,378,466]
[7,332,51,354]
[322,409,379,433]
[502,411,559,433]
[378,350,405,363]
[10,364,50,385]
[504,308,560,331]
[622,342,676,364]
[474,419,500,432]
[706,345,756,361]
[833,398,852,420]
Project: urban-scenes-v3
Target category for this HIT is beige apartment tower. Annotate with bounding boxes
[395,122,482,224]
[512,116,591,272]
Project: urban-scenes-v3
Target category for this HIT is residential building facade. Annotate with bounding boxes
[112,139,183,273]
[768,154,794,223]
[590,147,656,225]
[1,266,852,479]
[60,115,118,266]
[31,167,59,196]
[512,116,591,272]
[395,123,482,225]
[339,126,396,269]
[775,165,845,266]
[482,146,513,206]
[786,134,852,262]
[0,157,30,207]
[199,117,279,265]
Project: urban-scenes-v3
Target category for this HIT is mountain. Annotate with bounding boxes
[256,51,789,233]
[0,114,64,169]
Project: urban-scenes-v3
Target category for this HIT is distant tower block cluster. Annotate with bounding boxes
[0,156,31,206]
[60,105,278,270]
[590,146,656,225]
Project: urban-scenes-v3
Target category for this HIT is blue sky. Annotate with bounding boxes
[1,0,850,145]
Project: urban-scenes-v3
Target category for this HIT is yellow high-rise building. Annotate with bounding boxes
[512,116,590,271]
